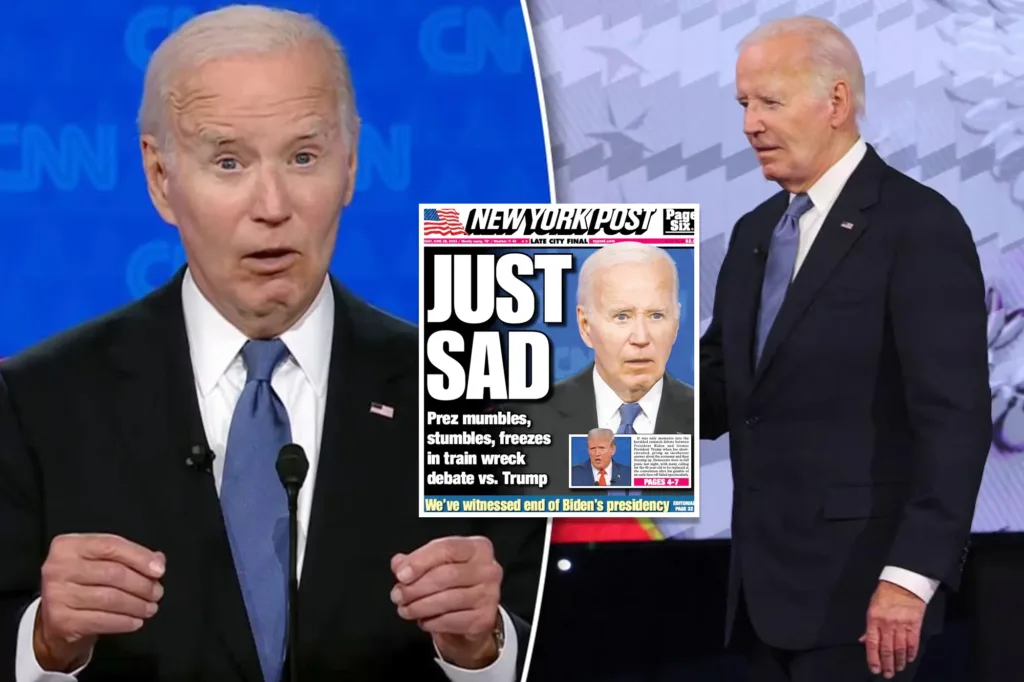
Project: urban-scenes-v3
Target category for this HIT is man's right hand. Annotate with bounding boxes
[33,534,165,672]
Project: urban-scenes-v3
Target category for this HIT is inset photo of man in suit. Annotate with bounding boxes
[569,428,631,488]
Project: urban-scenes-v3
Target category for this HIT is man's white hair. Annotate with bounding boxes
[740,15,866,117]
[588,428,615,442]
[138,4,359,149]
[577,242,679,311]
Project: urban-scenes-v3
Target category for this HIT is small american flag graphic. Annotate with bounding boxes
[840,221,854,230]
[423,208,467,236]
[369,403,395,419]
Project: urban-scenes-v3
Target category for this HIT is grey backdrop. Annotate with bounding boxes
[527,0,1024,538]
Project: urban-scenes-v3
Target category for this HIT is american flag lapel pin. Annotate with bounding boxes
[369,402,395,419]
[840,221,854,230]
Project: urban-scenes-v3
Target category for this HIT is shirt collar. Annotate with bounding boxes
[592,365,664,428]
[798,136,867,211]
[181,269,334,398]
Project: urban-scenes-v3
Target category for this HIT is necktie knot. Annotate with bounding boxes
[242,339,289,383]
[786,193,813,220]
[619,402,642,429]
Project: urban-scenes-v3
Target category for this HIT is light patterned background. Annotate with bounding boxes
[529,0,1024,538]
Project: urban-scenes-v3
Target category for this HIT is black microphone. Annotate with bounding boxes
[185,445,215,473]
[753,245,768,260]
[276,444,309,682]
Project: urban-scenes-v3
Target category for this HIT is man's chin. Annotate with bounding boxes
[622,365,664,386]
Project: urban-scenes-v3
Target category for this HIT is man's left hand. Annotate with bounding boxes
[391,536,503,669]
[859,581,926,679]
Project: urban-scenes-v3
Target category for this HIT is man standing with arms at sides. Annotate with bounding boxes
[0,6,544,681]
[701,15,991,682]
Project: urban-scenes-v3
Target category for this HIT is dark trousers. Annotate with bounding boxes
[734,592,928,682]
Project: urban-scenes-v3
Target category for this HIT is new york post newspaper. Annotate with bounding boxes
[419,204,699,518]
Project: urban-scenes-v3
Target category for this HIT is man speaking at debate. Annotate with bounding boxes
[569,429,629,488]
[519,242,694,496]
[701,16,991,682]
[0,6,543,682]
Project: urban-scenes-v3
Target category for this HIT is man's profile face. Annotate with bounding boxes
[143,43,357,336]
[735,34,836,190]
[587,435,615,470]
[577,258,679,402]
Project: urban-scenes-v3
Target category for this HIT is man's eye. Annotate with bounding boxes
[217,158,239,171]
[295,152,315,165]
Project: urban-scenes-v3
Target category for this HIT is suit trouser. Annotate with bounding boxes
[735,591,928,682]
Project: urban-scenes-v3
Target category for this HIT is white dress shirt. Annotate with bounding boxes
[16,269,517,682]
[788,136,940,605]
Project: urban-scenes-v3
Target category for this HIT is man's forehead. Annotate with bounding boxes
[593,262,674,299]
[168,51,340,139]
[738,39,813,80]
[184,115,337,145]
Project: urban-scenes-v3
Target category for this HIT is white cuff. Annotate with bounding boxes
[880,566,940,604]
[433,607,519,682]
[15,598,90,682]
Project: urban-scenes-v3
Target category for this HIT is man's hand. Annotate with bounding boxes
[34,534,165,672]
[390,536,503,670]
[859,580,926,679]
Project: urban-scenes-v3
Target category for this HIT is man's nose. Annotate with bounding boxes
[743,106,765,137]
[251,165,292,226]
[630,317,652,345]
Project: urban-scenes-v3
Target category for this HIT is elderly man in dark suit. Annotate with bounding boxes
[0,6,544,682]
[701,15,991,682]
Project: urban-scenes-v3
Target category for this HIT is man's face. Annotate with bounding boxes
[577,258,679,402]
[587,435,615,470]
[142,44,357,337]
[735,35,836,191]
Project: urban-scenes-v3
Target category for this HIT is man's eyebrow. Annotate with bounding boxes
[194,128,238,147]
[292,125,334,143]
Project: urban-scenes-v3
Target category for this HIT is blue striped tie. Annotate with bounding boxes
[610,403,643,495]
[221,339,292,682]
[617,403,643,435]
[755,193,813,364]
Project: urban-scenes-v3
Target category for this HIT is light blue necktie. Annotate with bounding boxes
[755,193,814,364]
[608,403,643,495]
[617,403,643,435]
[221,339,292,682]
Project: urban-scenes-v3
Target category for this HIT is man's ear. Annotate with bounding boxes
[342,121,360,206]
[141,135,178,225]
[577,305,594,349]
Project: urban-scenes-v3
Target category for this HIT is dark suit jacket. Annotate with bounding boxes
[518,364,694,496]
[700,144,991,651]
[569,459,630,487]
[0,270,546,681]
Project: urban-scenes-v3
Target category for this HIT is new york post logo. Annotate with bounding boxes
[664,208,695,235]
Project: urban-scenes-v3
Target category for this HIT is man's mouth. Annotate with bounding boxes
[245,248,298,273]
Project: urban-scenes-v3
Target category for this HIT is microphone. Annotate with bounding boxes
[276,444,309,682]
[185,445,215,473]
[753,245,767,261]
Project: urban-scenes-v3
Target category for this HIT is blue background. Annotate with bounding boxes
[494,246,695,387]
[569,434,632,469]
[0,0,551,358]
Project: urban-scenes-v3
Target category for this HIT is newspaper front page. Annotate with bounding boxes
[419,204,699,518]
